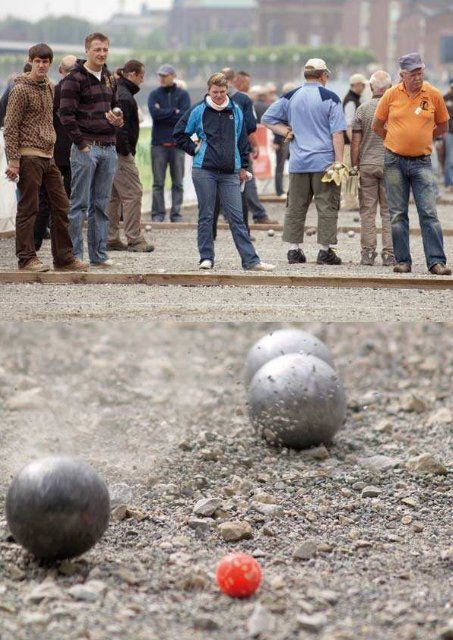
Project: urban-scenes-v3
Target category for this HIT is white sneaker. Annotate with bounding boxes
[199,259,213,270]
[249,262,275,272]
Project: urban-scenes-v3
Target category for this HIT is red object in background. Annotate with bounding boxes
[253,124,272,179]
[216,552,262,598]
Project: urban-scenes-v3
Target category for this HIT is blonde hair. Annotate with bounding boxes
[207,73,228,90]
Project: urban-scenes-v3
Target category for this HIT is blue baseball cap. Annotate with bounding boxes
[399,52,425,72]
[157,63,176,76]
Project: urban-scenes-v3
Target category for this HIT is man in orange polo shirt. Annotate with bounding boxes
[372,52,451,276]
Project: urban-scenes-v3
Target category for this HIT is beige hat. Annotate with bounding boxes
[304,58,330,74]
[349,73,368,85]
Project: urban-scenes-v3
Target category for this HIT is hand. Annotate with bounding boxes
[283,127,294,143]
[239,168,248,182]
[105,110,124,128]
[273,143,281,151]
[5,162,19,181]
[251,146,260,159]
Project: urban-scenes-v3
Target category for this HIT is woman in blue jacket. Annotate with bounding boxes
[174,73,274,271]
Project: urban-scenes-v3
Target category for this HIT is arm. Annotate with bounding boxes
[262,97,289,130]
[372,117,387,140]
[332,131,345,163]
[173,107,197,156]
[350,131,362,168]
[148,90,183,124]
[3,86,26,174]
[59,74,87,149]
[344,101,356,143]
[433,121,448,138]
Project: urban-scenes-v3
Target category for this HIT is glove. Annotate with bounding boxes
[321,162,350,186]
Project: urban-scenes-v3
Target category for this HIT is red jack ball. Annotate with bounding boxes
[216,552,262,598]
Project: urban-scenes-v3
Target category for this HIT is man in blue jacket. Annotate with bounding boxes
[148,64,191,222]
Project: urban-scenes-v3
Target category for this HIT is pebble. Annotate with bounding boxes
[293,541,317,561]
[193,497,222,517]
[5,388,46,411]
[111,504,128,522]
[67,580,107,602]
[109,483,134,506]
[406,453,447,475]
[247,603,276,637]
[297,612,328,632]
[188,518,217,532]
[399,394,429,413]
[251,502,282,517]
[427,407,452,426]
[218,521,253,542]
[359,455,399,472]
[361,486,382,498]
[412,522,424,533]
[25,582,65,604]
[401,515,413,525]
[375,419,393,433]
[302,444,330,461]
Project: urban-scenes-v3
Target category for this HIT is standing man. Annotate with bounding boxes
[350,70,394,266]
[148,64,190,222]
[107,60,154,253]
[54,54,77,198]
[4,43,87,272]
[372,52,451,276]
[443,78,453,192]
[343,73,367,210]
[59,32,123,267]
[227,68,276,225]
[273,81,296,197]
[262,58,347,265]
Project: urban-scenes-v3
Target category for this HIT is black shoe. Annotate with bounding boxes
[317,248,342,265]
[170,215,183,223]
[287,249,306,264]
[151,214,165,222]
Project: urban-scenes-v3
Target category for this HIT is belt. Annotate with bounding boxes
[88,140,115,147]
[387,150,430,161]
[161,142,177,148]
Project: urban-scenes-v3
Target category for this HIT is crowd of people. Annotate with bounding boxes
[0,33,452,275]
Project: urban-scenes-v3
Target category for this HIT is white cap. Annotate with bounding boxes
[349,73,368,85]
[304,58,330,74]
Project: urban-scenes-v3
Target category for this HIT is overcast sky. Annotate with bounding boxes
[5,0,171,23]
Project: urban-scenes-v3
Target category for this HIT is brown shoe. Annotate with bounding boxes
[127,241,155,253]
[54,259,89,272]
[107,240,128,251]
[393,263,411,273]
[19,258,50,272]
[429,263,452,276]
[381,251,396,267]
[256,216,278,225]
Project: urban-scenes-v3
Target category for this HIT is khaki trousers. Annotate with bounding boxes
[107,153,144,245]
[342,145,360,210]
[283,172,340,245]
[359,164,393,254]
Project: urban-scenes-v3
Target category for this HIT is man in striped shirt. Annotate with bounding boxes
[60,32,123,267]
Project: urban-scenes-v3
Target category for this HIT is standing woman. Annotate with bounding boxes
[107,60,153,252]
[174,73,274,271]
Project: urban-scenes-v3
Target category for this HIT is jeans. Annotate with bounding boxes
[383,150,446,269]
[151,145,185,221]
[445,133,453,187]
[191,168,260,269]
[244,172,267,221]
[275,143,289,196]
[69,144,117,264]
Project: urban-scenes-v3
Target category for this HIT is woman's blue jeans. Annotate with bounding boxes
[192,168,260,269]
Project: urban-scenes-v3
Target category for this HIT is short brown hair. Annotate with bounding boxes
[119,60,144,77]
[85,32,110,49]
[207,73,228,89]
[304,69,325,80]
[28,43,53,62]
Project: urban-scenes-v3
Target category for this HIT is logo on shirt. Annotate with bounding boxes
[419,99,429,111]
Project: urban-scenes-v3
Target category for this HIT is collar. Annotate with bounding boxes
[398,81,428,96]
[119,77,140,95]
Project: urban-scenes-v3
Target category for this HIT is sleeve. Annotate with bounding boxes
[148,89,182,124]
[59,74,85,149]
[173,106,197,156]
[3,85,26,161]
[434,91,450,125]
[352,106,363,131]
[116,95,132,156]
[344,101,356,127]
[261,97,289,126]
[374,91,390,122]
[329,100,347,134]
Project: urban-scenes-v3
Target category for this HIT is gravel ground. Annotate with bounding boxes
[0,203,452,322]
[0,322,452,640]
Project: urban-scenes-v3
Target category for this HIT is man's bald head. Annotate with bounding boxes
[369,70,392,95]
[59,55,77,76]
[221,67,235,83]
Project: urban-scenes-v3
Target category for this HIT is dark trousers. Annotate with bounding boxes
[151,145,185,220]
[16,156,74,267]
[212,189,249,240]
[275,143,289,196]
[34,165,71,251]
